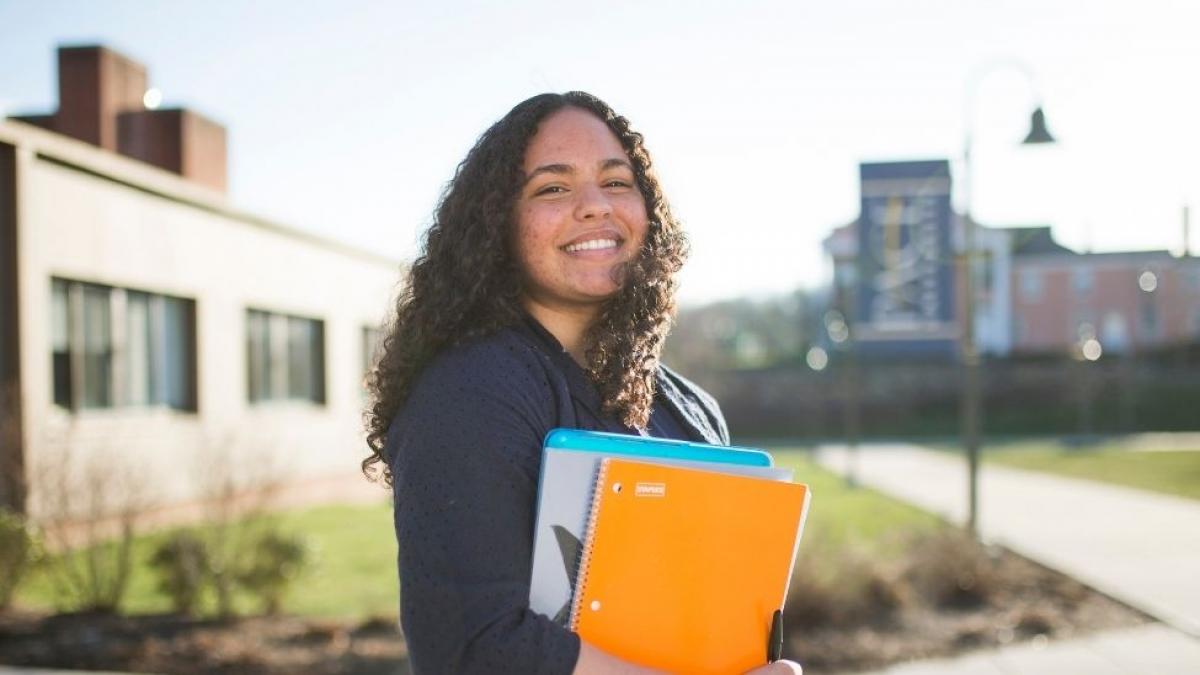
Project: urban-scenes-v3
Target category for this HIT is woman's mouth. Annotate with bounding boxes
[562,238,620,253]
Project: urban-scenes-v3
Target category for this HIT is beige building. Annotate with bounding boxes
[1,47,399,517]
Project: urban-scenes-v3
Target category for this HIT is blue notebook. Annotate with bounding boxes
[528,429,792,624]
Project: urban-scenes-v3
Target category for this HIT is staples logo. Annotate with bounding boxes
[635,482,666,498]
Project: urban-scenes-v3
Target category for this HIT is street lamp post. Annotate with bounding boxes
[962,61,1056,534]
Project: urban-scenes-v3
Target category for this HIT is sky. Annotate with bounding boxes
[1,0,1197,305]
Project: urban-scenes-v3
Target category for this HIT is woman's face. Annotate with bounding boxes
[514,107,649,318]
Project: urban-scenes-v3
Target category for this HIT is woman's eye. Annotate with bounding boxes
[604,179,631,188]
[534,185,567,196]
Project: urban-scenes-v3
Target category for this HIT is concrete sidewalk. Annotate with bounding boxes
[853,624,1200,675]
[815,443,1200,673]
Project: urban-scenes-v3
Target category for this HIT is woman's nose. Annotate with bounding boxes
[574,184,613,221]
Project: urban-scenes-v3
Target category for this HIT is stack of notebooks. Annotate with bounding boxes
[529,429,812,674]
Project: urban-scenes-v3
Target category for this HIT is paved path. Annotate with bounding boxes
[815,443,1200,674]
[853,624,1200,675]
[0,670,151,675]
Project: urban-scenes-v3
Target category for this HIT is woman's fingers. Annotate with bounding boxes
[743,660,803,675]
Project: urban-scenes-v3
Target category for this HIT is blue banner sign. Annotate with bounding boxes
[856,160,957,354]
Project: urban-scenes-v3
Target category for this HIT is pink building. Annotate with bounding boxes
[1012,250,1200,355]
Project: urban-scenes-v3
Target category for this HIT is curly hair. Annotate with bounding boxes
[362,91,689,485]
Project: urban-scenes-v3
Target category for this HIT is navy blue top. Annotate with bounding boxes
[385,316,729,674]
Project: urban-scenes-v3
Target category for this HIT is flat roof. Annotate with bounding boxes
[0,118,401,269]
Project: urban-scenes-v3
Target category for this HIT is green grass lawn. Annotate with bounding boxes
[15,500,399,619]
[770,449,941,553]
[982,440,1200,501]
[14,454,937,619]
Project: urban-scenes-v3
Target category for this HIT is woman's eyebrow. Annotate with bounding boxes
[599,158,633,172]
[524,163,572,186]
[523,158,633,186]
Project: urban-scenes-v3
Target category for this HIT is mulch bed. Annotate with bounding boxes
[0,545,1152,674]
[0,611,406,675]
[789,544,1153,673]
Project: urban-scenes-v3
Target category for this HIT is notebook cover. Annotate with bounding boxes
[529,430,791,624]
[570,458,810,674]
[530,448,793,623]
[542,428,774,467]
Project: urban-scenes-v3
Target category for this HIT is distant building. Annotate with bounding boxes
[1,46,398,516]
[1011,249,1200,354]
[823,163,1200,358]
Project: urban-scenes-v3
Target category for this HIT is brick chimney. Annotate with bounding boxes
[9,45,228,193]
[56,46,147,151]
[118,109,228,193]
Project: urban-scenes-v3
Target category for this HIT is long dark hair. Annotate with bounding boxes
[363,91,688,485]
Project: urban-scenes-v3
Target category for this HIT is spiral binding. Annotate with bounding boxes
[568,457,611,631]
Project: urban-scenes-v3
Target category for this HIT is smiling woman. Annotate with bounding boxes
[515,108,650,363]
[362,92,799,675]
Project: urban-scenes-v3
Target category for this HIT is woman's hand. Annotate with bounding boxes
[743,660,803,675]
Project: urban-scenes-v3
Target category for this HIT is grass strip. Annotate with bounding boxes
[985,443,1200,501]
[16,454,940,619]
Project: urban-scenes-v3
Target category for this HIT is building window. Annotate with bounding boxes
[51,279,72,408]
[1102,311,1130,354]
[81,284,113,408]
[1072,267,1093,295]
[362,325,382,381]
[126,291,197,409]
[247,310,272,403]
[51,278,196,412]
[246,309,325,404]
[1188,268,1200,292]
[1019,269,1043,302]
[1140,299,1159,341]
[1013,316,1027,344]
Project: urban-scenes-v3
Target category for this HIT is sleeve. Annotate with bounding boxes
[688,381,730,445]
[662,365,731,445]
[386,342,582,675]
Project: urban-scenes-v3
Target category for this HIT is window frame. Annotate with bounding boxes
[50,277,198,413]
[245,308,326,406]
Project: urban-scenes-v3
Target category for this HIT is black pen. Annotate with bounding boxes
[768,609,783,662]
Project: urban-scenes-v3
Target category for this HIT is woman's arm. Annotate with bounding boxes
[389,342,579,674]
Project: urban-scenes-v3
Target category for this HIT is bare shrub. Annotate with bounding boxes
[0,381,37,609]
[903,528,1002,609]
[145,434,312,619]
[29,425,157,613]
[0,507,40,608]
[149,530,209,616]
[785,534,908,630]
[190,433,293,617]
[235,529,311,615]
[0,379,24,513]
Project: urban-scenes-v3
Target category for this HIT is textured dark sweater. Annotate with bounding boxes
[385,317,729,674]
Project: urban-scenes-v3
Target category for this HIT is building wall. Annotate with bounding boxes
[1,142,26,511]
[5,121,398,518]
[1011,253,1200,354]
[823,218,1016,357]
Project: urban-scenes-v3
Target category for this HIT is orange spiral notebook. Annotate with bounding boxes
[569,457,811,674]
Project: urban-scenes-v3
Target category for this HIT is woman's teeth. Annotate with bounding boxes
[564,239,618,253]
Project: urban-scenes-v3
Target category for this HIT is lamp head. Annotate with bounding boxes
[1022,107,1056,145]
